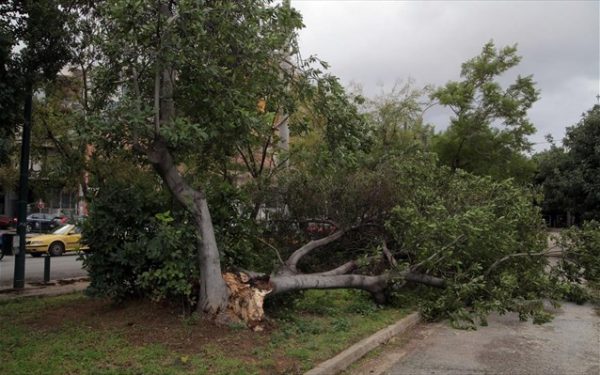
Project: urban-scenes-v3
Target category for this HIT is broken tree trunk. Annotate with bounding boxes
[223,272,272,331]
[224,226,445,328]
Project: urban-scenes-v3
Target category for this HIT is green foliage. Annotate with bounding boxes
[82,161,199,305]
[360,80,434,150]
[282,137,560,326]
[558,221,600,284]
[432,41,538,183]
[533,145,573,224]
[0,0,73,165]
[83,155,280,304]
[203,176,274,272]
[535,105,600,223]
[88,0,310,162]
[309,76,371,154]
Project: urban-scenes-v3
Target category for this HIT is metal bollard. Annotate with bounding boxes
[44,255,51,283]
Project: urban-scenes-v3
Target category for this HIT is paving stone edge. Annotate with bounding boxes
[304,312,421,375]
[0,277,89,300]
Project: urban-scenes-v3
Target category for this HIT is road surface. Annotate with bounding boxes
[369,302,599,375]
[0,254,87,289]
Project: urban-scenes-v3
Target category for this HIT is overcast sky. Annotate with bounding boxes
[291,0,600,152]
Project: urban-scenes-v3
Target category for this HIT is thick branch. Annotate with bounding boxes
[269,270,445,298]
[270,273,388,296]
[404,271,445,288]
[283,229,346,274]
[312,260,359,276]
[312,254,380,276]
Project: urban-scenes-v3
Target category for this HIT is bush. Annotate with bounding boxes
[82,161,274,307]
[82,165,198,306]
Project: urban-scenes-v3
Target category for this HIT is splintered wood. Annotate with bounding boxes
[223,272,273,331]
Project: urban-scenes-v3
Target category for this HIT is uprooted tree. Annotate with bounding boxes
[77,0,594,329]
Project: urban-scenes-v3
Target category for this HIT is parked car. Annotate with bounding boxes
[26,213,61,233]
[25,224,88,257]
[0,215,16,229]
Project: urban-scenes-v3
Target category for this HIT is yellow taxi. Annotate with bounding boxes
[26,224,88,257]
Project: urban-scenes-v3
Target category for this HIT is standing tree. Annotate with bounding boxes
[432,41,538,183]
[535,105,600,224]
[0,0,73,287]
[84,0,317,316]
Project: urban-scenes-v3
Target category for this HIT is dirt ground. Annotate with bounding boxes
[22,297,299,373]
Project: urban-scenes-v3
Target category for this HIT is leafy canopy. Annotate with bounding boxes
[535,105,600,222]
[432,41,538,183]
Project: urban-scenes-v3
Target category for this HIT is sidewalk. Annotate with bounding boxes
[350,302,600,375]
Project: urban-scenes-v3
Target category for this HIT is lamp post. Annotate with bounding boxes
[13,83,32,289]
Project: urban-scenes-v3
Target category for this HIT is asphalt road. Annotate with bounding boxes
[0,254,87,289]
[381,302,599,375]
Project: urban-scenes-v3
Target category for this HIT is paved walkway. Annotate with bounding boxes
[382,303,599,375]
[0,254,86,289]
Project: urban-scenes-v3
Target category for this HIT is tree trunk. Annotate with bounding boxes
[146,139,229,316]
[146,1,229,317]
[196,196,229,314]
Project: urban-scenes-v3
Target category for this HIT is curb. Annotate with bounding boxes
[0,277,89,301]
[305,312,421,375]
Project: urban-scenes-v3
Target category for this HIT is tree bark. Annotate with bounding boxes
[281,229,346,274]
[147,139,229,315]
[270,273,389,296]
[144,1,229,316]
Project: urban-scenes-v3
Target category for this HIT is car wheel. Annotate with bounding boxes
[26,224,32,233]
[48,242,65,257]
[30,253,42,258]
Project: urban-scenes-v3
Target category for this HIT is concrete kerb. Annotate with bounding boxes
[0,277,89,301]
[305,312,421,375]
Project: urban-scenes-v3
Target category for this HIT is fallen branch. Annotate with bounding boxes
[484,247,555,278]
[411,235,465,272]
[255,237,285,266]
[382,240,398,268]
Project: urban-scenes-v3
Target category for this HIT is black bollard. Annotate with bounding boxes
[44,255,51,283]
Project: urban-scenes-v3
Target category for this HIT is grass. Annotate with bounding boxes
[0,290,413,375]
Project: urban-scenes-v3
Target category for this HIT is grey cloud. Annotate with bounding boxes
[292,0,599,151]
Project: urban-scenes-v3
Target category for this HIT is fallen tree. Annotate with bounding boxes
[77,0,592,330]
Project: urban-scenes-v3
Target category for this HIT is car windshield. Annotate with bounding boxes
[52,224,75,235]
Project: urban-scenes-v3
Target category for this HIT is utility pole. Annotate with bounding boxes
[14,83,32,289]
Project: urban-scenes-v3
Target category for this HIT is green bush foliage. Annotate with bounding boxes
[82,165,199,305]
[281,146,561,327]
[558,221,600,284]
[82,160,274,306]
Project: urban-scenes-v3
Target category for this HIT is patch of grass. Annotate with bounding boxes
[0,290,413,374]
[0,292,83,322]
